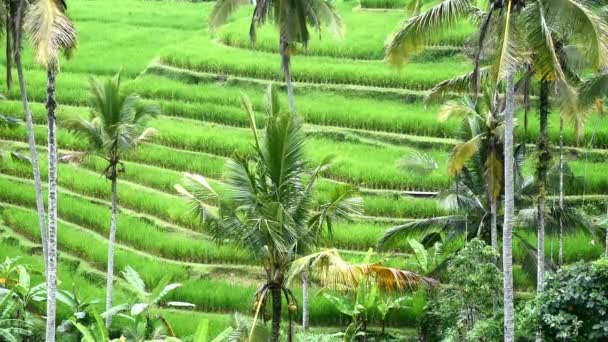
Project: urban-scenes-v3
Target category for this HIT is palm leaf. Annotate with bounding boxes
[424,67,490,105]
[550,0,608,70]
[385,0,474,66]
[24,0,77,69]
[378,215,466,248]
[209,0,249,30]
[396,151,438,176]
[492,0,526,81]
[448,134,483,177]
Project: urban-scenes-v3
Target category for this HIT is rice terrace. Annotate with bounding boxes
[0,0,607,341]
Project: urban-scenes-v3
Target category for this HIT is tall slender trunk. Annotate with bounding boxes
[502,73,515,342]
[105,173,118,328]
[558,116,564,266]
[491,199,498,252]
[536,80,549,291]
[5,8,12,90]
[301,271,309,330]
[280,35,295,113]
[45,68,58,342]
[14,0,47,276]
[270,286,282,342]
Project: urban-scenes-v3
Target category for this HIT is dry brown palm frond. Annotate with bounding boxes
[24,0,77,69]
[287,249,437,293]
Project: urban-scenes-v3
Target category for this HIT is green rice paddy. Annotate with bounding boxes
[0,0,606,338]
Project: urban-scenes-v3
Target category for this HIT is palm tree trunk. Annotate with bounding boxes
[280,35,295,113]
[558,116,564,266]
[301,271,309,330]
[491,196,498,253]
[271,286,282,342]
[502,73,515,342]
[105,172,118,328]
[45,68,58,342]
[5,9,12,90]
[536,80,549,291]
[14,1,47,275]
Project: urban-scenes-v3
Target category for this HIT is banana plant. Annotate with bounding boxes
[323,278,410,341]
[57,286,100,335]
[407,239,442,275]
[103,267,194,340]
[0,290,32,341]
[69,309,110,342]
[3,265,46,321]
[0,257,21,288]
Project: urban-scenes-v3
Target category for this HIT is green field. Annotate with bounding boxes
[0,0,606,339]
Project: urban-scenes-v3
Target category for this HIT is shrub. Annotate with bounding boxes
[538,259,608,341]
[418,239,503,341]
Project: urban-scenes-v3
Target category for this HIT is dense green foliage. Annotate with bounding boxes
[419,240,503,341]
[538,259,608,341]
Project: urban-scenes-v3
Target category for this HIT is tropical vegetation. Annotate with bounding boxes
[0,0,605,340]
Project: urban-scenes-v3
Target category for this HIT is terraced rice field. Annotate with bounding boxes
[1,0,606,336]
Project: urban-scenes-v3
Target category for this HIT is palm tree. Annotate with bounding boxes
[23,1,77,340]
[65,72,158,327]
[575,72,608,257]
[439,95,504,253]
[176,86,361,341]
[208,0,343,112]
[556,70,608,265]
[1,0,48,275]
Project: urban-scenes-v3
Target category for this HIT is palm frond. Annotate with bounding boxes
[209,0,249,30]
[24,0,77,69]
[438,98,481,122]
[396,151,438,176]
[492,1,526,81]
[550,0,608,70]
[175,172,219,224]
[385,0,474,66]
[303,0,344,39]
[378,215,466,248]
[262,108,305,203]
[424,67,490,105]
[287,249,437,292]
[578,71,608,112]
[448,134,483,177]
[64,117,105,151]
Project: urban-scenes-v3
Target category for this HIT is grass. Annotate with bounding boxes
[0,0,605,336]
[0,176,253,265]
[215,3,471,60]
[2,206,189,285]
[159,37,473,90]
[360,0,408,9]
[0,154,200,228]
[123,75,608,148]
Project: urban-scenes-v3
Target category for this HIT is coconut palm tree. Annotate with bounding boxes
[23,1,77,340]
[555,70,608,265]
[208,0,343,112]
[439,95,504,253]
[0,0,48,275]
[65,72,158,327]
[176,86,362,341]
